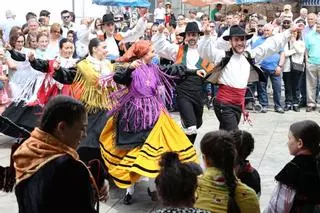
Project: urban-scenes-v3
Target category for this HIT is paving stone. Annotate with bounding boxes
[0,109,320,212]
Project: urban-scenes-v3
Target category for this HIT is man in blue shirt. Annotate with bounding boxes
[305,18,320,112]
[252,23,285,113]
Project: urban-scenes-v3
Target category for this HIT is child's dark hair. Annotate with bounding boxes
[155,152,201,207]
[200,131,240,213]
[290,120,320,156]
[40,95,86,134]
[230,130,255,164]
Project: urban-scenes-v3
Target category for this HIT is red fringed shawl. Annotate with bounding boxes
[28,60,72,106]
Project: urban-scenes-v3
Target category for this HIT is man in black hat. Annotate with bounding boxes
[101,8,148,61]
[152,22,214,144]
[198,24,303,130]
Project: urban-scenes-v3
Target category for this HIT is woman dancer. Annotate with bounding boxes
[1,32,45,136]
[99,40,199,204]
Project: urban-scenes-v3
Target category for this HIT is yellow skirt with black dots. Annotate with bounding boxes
[99,111,198,188]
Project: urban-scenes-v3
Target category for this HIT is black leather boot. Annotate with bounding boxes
[123,193,132,205]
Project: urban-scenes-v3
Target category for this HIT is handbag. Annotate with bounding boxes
[288,42,305,72]
[0,80,3,90]
[291,61,304,72]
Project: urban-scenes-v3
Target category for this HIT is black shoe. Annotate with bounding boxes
[147,188,158,201]
[293,105,300,112]
[299,102,307,108]
[275,107,285,114]
[123,193,132,205]
[284,105,292,111]
[306,106,316,112]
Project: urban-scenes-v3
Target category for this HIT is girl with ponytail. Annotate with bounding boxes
[195,131,260,213]
[230,130,261,196]
[264,120,320,213]
[155,152,209,213]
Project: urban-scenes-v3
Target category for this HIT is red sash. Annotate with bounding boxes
[216,85,251,123]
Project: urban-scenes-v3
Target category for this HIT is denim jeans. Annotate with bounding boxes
[155,19,164,25]
[257,68,282,109]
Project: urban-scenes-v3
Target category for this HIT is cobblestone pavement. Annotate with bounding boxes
[1,107,320,212]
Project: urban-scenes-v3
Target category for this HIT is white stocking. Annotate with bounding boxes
[148,178,157,192]
[126,184,135,195]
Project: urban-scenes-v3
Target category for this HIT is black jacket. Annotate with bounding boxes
[15,155,98,213]
[275,155,320,208]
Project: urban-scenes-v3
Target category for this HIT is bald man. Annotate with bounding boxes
[303,13,317,39]
[294,8,308,25]
[305,18,320,112]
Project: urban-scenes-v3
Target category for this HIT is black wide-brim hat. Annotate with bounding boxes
[102,13,114,24]
[223,25,253,41]
[179,22,204,37]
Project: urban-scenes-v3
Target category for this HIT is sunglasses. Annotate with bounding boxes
[258,25,264,27]
[283,21,291,24]
[62,16,70,19]
[210,25,215,28]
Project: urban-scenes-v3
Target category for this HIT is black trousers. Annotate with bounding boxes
[214,100,242,131]
[300,70,307,105]
[283,71,303,106]
[176,95,203,129]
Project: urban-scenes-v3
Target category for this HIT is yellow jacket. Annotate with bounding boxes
[194,167,260,213]
[73,59,114,113]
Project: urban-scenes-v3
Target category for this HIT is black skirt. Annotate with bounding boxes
[77,110,110,164]
[0,101,42,138]
[78,110,110,149]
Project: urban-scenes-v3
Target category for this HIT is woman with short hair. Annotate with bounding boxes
[14,95,108,213]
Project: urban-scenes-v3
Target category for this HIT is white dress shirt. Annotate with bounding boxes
[154,8,166,21]
[198,30,292,88]
[152,33,201,70]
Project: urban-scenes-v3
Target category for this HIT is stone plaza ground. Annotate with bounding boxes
[1,107,320,212]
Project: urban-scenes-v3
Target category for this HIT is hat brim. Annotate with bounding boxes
[223,33,253,41]
[103,20,114,24]
[179,31,204,37]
